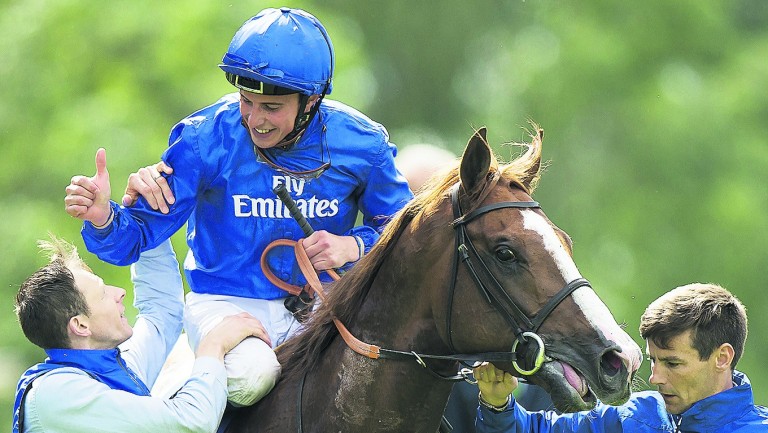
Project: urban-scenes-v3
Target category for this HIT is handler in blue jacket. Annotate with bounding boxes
[13,238,268,433]
[473,283,768,432]
[64,7,413,407]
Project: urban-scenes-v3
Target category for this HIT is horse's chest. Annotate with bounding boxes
[322,351,406,430]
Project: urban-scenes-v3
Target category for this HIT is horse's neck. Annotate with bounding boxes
[298,336,456,431]
[354,235,452,345]
[294,253,458,431]
[241,336,456,433]
[237,224,459,432]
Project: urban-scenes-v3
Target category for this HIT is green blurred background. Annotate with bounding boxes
[1,0,766,428]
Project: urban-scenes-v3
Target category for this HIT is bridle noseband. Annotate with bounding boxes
[446,182,591,375]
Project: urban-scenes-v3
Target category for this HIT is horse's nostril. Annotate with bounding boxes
[600,351,623,376]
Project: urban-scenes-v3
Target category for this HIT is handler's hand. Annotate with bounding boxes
[474,362,518,407]
[122,161,175,213]
[64,148,112,226]
[196,313,272,361]
[303,231,360,270]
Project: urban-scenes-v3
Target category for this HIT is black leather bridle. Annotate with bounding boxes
[286,178,592,387]
[445,182,591,375]
[287,180,595,433]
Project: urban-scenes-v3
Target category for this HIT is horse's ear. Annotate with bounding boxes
[517,128,544,190]
[459,127,492,195]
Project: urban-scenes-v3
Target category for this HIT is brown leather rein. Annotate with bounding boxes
[261,239,383,359]
[261,175,587,380]
[261,234,523,379]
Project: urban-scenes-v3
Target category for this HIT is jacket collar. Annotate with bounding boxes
[44,348,150,395]
[13,348,149,433]
[677,370,753,431]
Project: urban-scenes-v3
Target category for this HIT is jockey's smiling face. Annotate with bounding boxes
[239,90,319,150]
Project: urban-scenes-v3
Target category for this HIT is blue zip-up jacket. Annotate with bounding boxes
[476,370,768,432]
[82,94,413,300]
[13,349,150,433]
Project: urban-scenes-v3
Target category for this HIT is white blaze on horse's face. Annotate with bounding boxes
[522,210,643,373]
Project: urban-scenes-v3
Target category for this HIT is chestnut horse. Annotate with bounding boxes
[227,127,642,432]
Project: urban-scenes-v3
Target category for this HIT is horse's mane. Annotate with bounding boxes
[276,129,543,380]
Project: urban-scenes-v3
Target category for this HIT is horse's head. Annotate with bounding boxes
[430,127,642,412]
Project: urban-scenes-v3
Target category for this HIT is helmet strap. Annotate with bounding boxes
[276,88,327,149]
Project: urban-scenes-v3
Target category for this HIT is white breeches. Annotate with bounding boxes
[152,293,301,406]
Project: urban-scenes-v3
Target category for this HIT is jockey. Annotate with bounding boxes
[65,7,413,407]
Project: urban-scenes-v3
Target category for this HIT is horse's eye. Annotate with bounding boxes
[495,247,516,262]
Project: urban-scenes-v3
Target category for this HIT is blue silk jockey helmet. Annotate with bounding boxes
[220,8,334,142]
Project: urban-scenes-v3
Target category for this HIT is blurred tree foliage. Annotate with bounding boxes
[1,0,766,427]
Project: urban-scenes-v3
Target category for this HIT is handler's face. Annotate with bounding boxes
[646,330,724,414]
[72,266,133,349]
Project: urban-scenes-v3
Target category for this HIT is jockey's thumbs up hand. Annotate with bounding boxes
[65,148,113,227]
[93,148,112,203]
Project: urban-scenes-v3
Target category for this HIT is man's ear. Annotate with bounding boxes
[304,95,321,113]
[68,315,91,339]
[713,343,735,371]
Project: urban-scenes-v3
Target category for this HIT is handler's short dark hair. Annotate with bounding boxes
[639,283,747,368]
[15,237,92,349]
